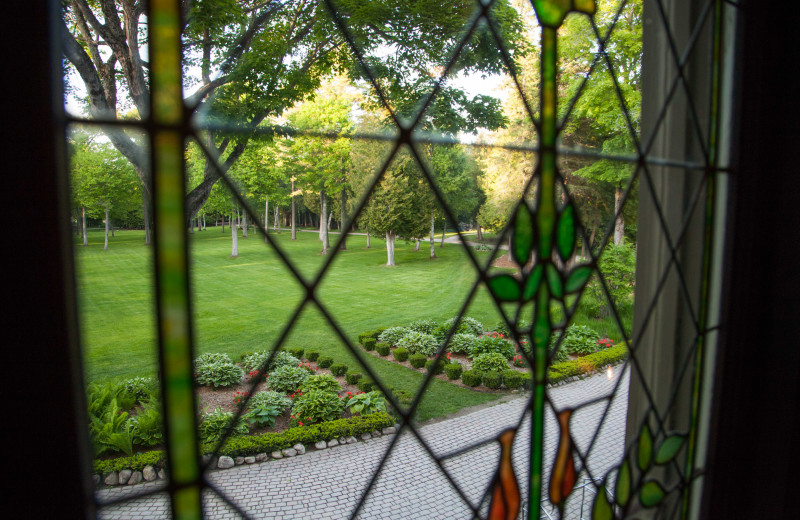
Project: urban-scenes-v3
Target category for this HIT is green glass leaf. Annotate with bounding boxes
[565,266,592,293]
[639,480,665,508]
[512,204,534,266]
[523,265,544,301]
[556,205,576,261]
[592,480,613,520]
[655,434,686,465]
[488,274,522,301]
[615,460,631,507]
[637,423,653,471]
[546,264,563,299]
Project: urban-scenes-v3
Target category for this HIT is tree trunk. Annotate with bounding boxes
[291,179,297,240]
[430,209,436,259]
[340,189,347,250]
[274,206,280,234]
[231,215,238,257]
[189,215,194,234]
[476,223,483,242]
[440,217,446,247]
[327,211,333,231]
[366,224,371,248]
[385,230,396,266]
[111,222,114,237]
[242,211,248,238]
[614,186,625,245]
[414,239,420,251]
[104,205,109,250]
[202,214,206,231]
[320,189,329,254]
[82,206,88,246]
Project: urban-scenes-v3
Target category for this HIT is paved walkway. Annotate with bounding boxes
[97,369,629,519]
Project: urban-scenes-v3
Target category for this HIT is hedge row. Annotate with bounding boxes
[547,344,629,384]
[94,450,165,475]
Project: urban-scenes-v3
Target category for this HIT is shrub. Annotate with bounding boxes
[241,351,300,373]
[357,377,377,392]
[512,355,526,368]
[123,377,158,403]
[195,360,243,388]
[483,371,503,389]
[290,389,345,426]
[586,242,636,317]
[306,350,320,362]
[547,344,629,385]
[520,373,534,390]
[425,359,445,375]
[407,319,438,335]
[288,348,305,359]
[362,337,377,351]
[346,391,387,415]
[329,363,348,377]
[247,391,292,413]
[436,316,484,339]
[503,370,523,389]
[376,343,391,356]
[317,356,334,369]
[558,325,602,356]
[195,352,233,368]
[469,334,516,359]
[396,330,438,356]
[493,319,530,337]
[93,450,165,475]
[198,408,248,444]
[392,347,409,362]
[461,370,482,387]
[345,372,362,385]
[300,374,341,393]
[471,353,510,373]
[243,401,282,429]
[409,353,427,369]
[238,351,254,362]
[444,363,463,380]
[268,365,310,394]
[446,333,477,354]
[378,327,409,347]
[129,400,163,447]
[358,331,374,345]
[297,362,316,374]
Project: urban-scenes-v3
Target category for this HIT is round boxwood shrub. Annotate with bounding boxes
[425,359,445,375]
[483,371,504,389]
[317,356,334,369]
[378,327,409,347]
[288,348,304,359]
[409,353,427,369]
[444,362,463,380]
[407,319,438,335]
[345,372,362,385]
[306,350,320,362]
[268,365,310,394]
[357,377,377,393]
[469,335,516,359]
[376,343,391,356]
[471,352,510,373]
[397,331,438,356]
[329,363,348,377]
[392,347,409,362]
[503,370,523,389]
[362,337,377,351]
[290,389,345,426]
[461,370,482,387]
[300,374,341,393]
[447,333,477,354]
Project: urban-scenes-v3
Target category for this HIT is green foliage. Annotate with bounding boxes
[396,330,439,356]
[130,400,163,447]
[502,370,523,390]
[300,374,342,393]
[446,333,477,354]
[243,403,282,429]
[493,319,530,337]
[547,345,629,384]
[195,359,243,388]
[329,363,348,377]
[268,365,310,394]
[199,408,249,444]
[93,450,165,475]
[444,363,463,380]
[123,377,158,403]
[407,319,439,335]
[557,325,603,356]
[358,331,374,345]
[520,373,534,390]
[409,353,428,369]
[392,347,409,362]
[89,396,135,456]
[436,316,484,338]
[376,343,391,356]
[482,371,504,389]
[586,242,637,316]
[346,391,387,415]
[290,389,345,426]
[378,327,409,347]
[238,351,254,362]
[469,334,516,359]
[357,377,377,393]
[317,356,334,369]
[345,372,362,385]
[362,337,377,351]
[461,370,483,387]
[306,351,320,362]
[288,348,305,359]
[241,351,300,373]
[425,359,446,375]
[471,352,510,373]
[247,391,292,413]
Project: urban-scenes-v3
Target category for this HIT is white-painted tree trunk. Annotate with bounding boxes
[440,217,446,247]
[82,206,88,246]
[385,230,396,266]
[202,214,206,231]
[291,178,297,240]
[274,206,280,233]
[231,216,239,257]
[614,186,625,245]
[430,209,436,259]
[104,205,109,250]
[320,190,329,254]
[414,239,420,251]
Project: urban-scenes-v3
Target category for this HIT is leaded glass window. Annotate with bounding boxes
[61,0,736,518]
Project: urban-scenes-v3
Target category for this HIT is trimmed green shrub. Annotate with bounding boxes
[241,351,300,373]
[300,374,341,393]
[471,352,510,373]
[346,391,387,415]
[317,356,334,369]
[446,333,477,354]
[409,353,427,369]
[392,347,409,362]
[558,325,602,356]
[425,359,445,375]
[520,373,533,390]
[376,343,391,356]
[195,360,243,388]
[503,370,523,389]
[436,316,484,339]
[288,348,304,359]
[397,330,438,356]
[469,334,516,359]
[329,363,348,377]
[547,344,629,384]
[268,365,310,393]
[482,371,503,389]
[357,377,377,392]
[378,327,409,347]
[362,337,377,351]
[407,319,438,335]
[198,408,249,444]
[461,370,482,387]
[306,350,320,362]
[444,363,463,380]
[345,372,362,385]
[290,389,345,426]
[94,450,165,475]
[247,391,292,413]
[358,331,373,345]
